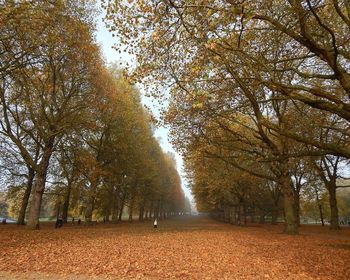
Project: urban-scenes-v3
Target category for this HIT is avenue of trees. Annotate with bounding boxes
[104,0,350,234]
[0,1,186,229]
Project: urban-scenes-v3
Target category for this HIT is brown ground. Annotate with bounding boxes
[0,216,349,280]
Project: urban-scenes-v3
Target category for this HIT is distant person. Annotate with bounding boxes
[72,217,75,224]
[2,218,6,224]
[55,216,63,228]
[78,218,81,225]
[154,218,158,229]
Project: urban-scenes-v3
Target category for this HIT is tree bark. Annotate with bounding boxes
[318,204,325,226]
[236,205,241,225]
[110,191,118,223]
[243,203,247,226]
[327,182,340,230]
[139,205,144,221]
[118,199,124,221]
[315,189,324,226]
[312,158,340,230]
[85,199,94,223]
[27,138,55,229]
[62,182,72,223]
[280,175,298,234]
[17,167,35,225]
[271,185,281,225]
[111,201,118,223]
[85,182,98,223]
[128,195,134,222]
[294,191,301,226]
[105,207,110,222]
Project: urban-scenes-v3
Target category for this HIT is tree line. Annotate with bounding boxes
[104,0,350,234]
[0,1,187,229]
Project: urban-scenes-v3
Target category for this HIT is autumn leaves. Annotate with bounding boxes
[0,1,185,229]
[104,1,350,233]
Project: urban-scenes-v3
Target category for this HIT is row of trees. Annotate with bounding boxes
[0,1,186,229]
[105,0,350,234]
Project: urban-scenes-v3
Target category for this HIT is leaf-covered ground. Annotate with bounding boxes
[1,217,349,279]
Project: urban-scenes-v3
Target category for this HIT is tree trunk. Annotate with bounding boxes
[111,202,119,223]
[110,192,118,223]
[105,207,110,222]
[85,182,97,223]
[229,207,235,224]
[250,206,255,223]
[327,182,340,230]
[62,182,72,223]
[271,207,278,225]
[224,205,230,223]
[85,199,94,223]
[259,214,265,224]
[315,190,324,226]
[17,167,35,225]
[148,201,153,220]
[128,195,134,222]
[27,138,55,230]
[318,204,325,226]
[139,204,144,221]
[236,205,241,225]
[56,201,61,220]
[271,186,281,225]
[280,176,298,234]
[294,192,301,226]
[155,199,161,219]
[118,199,125,221]
[243,204,247,226]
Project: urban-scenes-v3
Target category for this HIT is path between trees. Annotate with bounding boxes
[0,216,349,279]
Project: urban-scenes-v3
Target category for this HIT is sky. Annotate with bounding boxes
[95,6,193,202]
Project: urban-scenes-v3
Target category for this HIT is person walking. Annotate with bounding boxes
[154,218,158,229]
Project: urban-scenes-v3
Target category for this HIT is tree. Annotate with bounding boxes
[0,1,101,229]
[310,155,348,229]
[0,1,187,228]
[104,0,350,155]
[104,0,350,234]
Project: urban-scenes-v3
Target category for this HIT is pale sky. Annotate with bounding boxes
[95,6,193,201]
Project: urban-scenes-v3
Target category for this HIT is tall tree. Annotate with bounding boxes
[0,1,100,229]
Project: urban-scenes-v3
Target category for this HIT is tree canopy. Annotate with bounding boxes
[0,0,186,229]
[104,0,350,234]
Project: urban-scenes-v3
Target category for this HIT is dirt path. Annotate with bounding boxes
[1,217,349,279]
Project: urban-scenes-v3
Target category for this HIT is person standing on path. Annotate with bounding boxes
[154,218,158,229]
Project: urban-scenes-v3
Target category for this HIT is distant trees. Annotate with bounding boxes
[0,1,186,229]
[105,0,350,233]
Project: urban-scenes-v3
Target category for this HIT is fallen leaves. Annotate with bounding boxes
[0,217,349,279]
